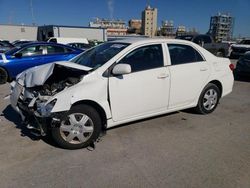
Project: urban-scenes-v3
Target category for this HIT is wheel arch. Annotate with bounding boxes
[72,100,107,130]
[208,80,223,98]
[0,66,10,81]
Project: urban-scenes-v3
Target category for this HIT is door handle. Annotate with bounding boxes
[200,68,208,71]
[157,74,169,79]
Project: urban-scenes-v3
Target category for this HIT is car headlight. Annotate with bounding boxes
[37,99,57,117]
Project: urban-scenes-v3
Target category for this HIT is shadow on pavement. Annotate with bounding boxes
[1,104,59,148]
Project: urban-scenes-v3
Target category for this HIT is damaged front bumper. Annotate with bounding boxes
[10,81,65,136]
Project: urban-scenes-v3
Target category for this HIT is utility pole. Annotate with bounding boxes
[30,0,36,25]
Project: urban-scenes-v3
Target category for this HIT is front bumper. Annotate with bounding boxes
[10,81,65,136]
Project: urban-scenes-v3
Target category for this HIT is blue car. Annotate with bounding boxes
[0,42,83,84]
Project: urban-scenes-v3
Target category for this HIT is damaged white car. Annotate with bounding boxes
[10,38,234,149]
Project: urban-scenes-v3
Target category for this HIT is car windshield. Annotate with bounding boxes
[71,42,129,69]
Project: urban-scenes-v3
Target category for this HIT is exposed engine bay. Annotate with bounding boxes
[30,64,86,97]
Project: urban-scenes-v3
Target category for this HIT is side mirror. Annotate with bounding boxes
[112,64,131,75]
[14,52,22,58]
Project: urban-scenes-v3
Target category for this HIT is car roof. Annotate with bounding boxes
[20,41,81,50]
[112,37,197,46]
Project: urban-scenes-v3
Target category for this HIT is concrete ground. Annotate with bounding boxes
[0,60,249,188]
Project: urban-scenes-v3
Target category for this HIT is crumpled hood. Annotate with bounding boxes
[16,61,92,88]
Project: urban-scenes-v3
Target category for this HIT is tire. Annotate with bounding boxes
[51,104,102,149]
[194,83,220,114]
[0,67,8,84]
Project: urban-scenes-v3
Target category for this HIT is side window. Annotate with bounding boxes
[168,44,204,65]
[18,45,43,57]
[119,44,164,72]
[46,45,67,54]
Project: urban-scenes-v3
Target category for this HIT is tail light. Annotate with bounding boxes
[229,63,235,71]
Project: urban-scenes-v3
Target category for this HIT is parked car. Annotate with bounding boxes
[10,38,234,149]
[67,42,94,50]
[176,34,231,57]
[230,39,250,59]
[0,41,15,53]
[0,42,82,84]
[234,51,250,77]
[12,40,34,47]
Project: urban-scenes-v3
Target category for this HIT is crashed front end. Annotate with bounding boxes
[10,62,89,136]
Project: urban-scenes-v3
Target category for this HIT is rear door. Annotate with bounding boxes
[42,45,77,62]
[166,43,210,109]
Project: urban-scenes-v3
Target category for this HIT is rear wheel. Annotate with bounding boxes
[0,67,8,84]
[51,104,102,149]
[194,83,220,114]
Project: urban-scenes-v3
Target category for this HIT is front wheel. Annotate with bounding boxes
[0,67,8,84]
[194,83,220,114]
[51,104,102,149]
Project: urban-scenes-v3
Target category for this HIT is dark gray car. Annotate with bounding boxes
[0,41,15,53]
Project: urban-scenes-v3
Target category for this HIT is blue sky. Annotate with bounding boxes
[0,0,249,37]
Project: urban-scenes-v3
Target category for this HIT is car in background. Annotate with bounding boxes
[0,42,82,84]
[67,42,94,50]
[230,39,250,59]
[176,34,231,57]
[12,40,35,47]
[234,52,250,77]
[0,41,15,53]
[10,38,234,149]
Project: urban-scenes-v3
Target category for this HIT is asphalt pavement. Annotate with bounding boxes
[0,60,249,188]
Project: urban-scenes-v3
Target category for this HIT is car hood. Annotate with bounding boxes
[16,61,92,88]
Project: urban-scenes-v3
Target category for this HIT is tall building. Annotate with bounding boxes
[208,13,234,42]
[141,5,157,37]
[89,18,127,36]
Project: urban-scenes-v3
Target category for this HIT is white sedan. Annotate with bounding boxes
[10,38,234,149]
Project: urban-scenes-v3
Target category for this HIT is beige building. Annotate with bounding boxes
[89,18,127,36]
[141,5,158,37]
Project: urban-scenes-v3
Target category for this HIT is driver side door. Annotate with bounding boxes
[108,44,170,122]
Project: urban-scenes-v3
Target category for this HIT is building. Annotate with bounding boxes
[159,20,175,38]
[128,19,142,34]
[208,13,234,42]
[37,25,107,42]
[141,5,158,37]
[89,18,127,36]
[0,24,37,42]
[176,26,186,36]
